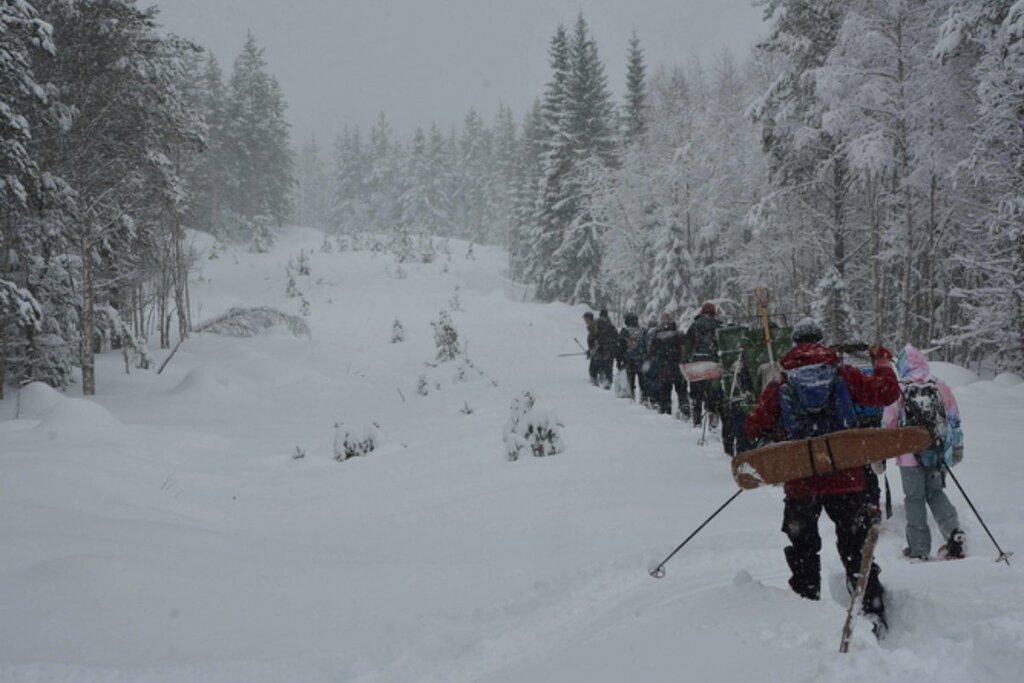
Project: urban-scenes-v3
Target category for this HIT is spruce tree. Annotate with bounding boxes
[225,31,293,226]
[623,32,648,144]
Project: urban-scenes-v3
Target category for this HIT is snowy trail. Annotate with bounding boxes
[1,227,1023,682]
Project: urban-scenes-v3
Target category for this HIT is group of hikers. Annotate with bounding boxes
[582,306,969,641]
[582,304,722,426]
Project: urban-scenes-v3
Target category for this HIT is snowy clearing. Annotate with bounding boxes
[1,227,1022,682]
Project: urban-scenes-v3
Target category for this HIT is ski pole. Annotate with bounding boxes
[557,351,588,357]
[649,489,744,578]
[574,337,587,353]
[942,463,1013,566]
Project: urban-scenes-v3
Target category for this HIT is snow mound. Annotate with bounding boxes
[170,366,236,398]
[34,397,124,437]
[993,372,1023,387]
[15,381,64,419]
[929,361,979,388]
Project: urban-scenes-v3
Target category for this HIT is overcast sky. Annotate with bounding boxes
[152,0,768,147]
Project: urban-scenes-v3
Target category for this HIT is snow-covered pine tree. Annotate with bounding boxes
[294,136,330,229]
[32,0,204,394]
[938,0,1024,372]
[391,319,406,343]
[622,31,648,144]
[502,391,566,460]
[750,0,853,342]
[431,309,461,361]
[535,15,618,303]
[329,127,370,234]
[225,31,294,225]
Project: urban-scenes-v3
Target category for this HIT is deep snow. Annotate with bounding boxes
[1,227,1022,682]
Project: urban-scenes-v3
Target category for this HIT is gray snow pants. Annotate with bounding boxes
[899,465,960,557]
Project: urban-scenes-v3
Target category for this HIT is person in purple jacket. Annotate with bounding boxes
[883,344,966,560]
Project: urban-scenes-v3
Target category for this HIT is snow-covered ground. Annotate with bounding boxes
[2,227,1022,682]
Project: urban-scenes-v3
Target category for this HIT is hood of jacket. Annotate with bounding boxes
[780,342,839,370]
[896,343,930,382]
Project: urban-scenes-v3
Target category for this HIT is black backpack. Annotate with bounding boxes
[900,380,948,466]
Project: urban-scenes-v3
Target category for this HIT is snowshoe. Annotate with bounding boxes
[868,611,888,641]
[937,529,966,560]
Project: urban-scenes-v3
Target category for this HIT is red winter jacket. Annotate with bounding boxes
[743,343,900,498]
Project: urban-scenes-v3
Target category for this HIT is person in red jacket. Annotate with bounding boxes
[744,318,899,637]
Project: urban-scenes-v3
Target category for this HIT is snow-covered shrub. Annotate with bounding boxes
[297,249,311,275]
[416,234,437,263]
[431,309,461,361]
[390,226,414,263]
[452,356,487,384]
[249,213,276,253]
[503,391,565,461]
[197,306,311,338]
[449,287,462,312]
[333,422,382,461]
[416,374,430,396]
[459,402,474,415]
[285,267,300,298]
[465,243,475,260]
[392,319,406,343]
[300,295,310,316]
[319,234,334,253]
[292,446,306,460]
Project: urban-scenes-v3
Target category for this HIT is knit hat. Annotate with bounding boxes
[700,302,717,316]
[791,317,824,344]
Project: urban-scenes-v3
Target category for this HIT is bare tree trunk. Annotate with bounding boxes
[924,174,937,346]
[0,312,7,400]
[173,217,189,343]
[832,157,847,340]
[80,222,96,396]
[867,177,883,343]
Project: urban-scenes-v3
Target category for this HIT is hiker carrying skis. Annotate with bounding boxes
[744,317,900,637]
[882,344,966,560]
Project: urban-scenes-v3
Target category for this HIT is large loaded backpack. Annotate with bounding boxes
[622,327,646,363]
[900,379,949,467]
[778,363,857,438]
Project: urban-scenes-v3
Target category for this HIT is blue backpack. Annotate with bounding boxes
[623,326,646,362]
[779,363,856,438]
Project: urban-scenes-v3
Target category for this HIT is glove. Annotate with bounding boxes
[952,447,964,465]
[868,344,894,364]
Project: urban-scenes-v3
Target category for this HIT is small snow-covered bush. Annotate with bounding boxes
[392,319,406,343]
[449,287,462,312]
[334,422,383,461]
[416,374,430,396]
[503,391,565,461]
[286,268,300,298]
[249,213,276,253]
[431,309,461,361]
[297,249,311,276]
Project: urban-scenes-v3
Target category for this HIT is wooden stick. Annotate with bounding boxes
[839,524,881,653]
